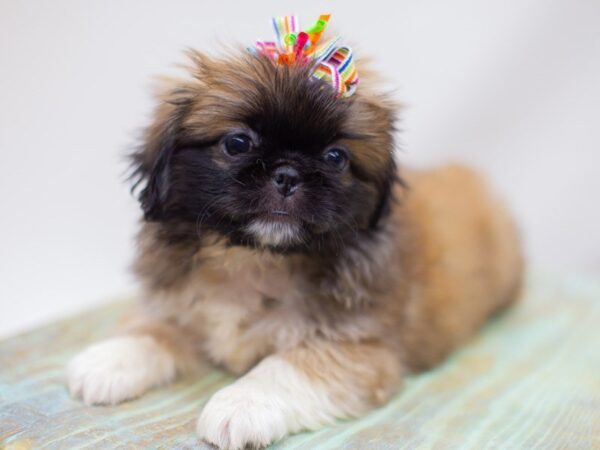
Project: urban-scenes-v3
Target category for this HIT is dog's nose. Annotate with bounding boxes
[272,165,300,197]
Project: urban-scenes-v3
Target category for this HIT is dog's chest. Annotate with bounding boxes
[168,245,312,373]
[196,245,303,307]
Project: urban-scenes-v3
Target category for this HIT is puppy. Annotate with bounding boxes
[67,45,523,449]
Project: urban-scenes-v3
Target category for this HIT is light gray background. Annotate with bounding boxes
[1,0,599,336]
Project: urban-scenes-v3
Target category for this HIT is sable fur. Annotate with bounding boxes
[67,49,523,450]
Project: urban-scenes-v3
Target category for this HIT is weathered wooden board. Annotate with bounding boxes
[1,274,599,449]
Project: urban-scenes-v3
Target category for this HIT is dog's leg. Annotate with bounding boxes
[197,341,402,450]
[67,318,197,405]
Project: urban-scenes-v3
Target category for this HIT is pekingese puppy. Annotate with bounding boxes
[67,15,523,450]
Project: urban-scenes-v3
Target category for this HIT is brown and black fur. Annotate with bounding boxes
[131,51,396,252]
[68,49,523,449]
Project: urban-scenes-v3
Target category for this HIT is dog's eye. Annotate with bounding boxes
[324,147,349,170]
[224,133,253,156]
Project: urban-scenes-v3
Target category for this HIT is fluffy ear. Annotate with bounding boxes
[368,156,399,229]
[130,82,196,221]
[347,59,403,230]
[353,93,401,230]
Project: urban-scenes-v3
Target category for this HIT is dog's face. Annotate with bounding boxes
[132,51,397,253]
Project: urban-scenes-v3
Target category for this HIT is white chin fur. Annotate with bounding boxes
[66,335,176,405]
[246,219,301,246]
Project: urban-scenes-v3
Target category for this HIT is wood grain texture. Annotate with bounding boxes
[1,273,599,450]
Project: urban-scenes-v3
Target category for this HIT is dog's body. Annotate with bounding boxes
[67,51,522,449]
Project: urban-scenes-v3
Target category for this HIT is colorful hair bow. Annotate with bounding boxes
[250,14,359,98]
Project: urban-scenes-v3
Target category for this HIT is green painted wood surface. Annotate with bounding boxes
[1,273,599,449]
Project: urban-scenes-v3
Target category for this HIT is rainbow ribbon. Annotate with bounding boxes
[251,14,359,98]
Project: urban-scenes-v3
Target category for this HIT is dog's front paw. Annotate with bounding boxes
[67,335,176,405]
[196,380,289,450]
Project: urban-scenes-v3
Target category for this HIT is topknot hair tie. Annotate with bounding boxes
[250,14,359,98]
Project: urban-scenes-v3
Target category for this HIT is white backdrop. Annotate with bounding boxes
[1,0,599,337]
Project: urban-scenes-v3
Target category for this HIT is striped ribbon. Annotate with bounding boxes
[251,14,359,98]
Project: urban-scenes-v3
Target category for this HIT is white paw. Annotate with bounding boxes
[67,335,176,405]
[196,356,341,449]
[196,380,288,450]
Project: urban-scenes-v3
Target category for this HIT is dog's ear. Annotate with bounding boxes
[368,156,399,229]
[351,92,401,230]
[130,81,197,221]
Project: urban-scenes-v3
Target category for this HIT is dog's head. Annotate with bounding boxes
[131,51,398,253]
